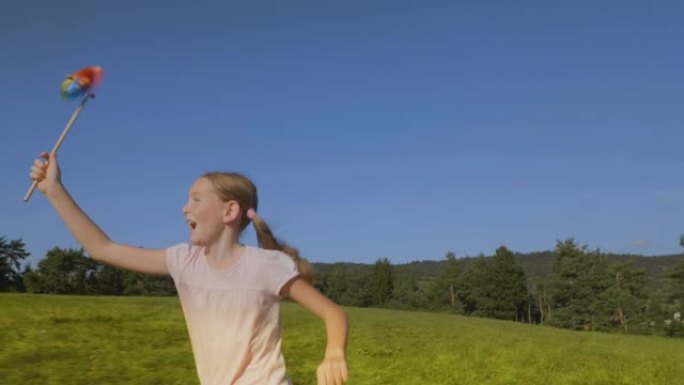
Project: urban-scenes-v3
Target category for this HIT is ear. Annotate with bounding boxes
[222,200,242,224]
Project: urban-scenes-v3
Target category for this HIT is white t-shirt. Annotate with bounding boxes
[166,244,300,385]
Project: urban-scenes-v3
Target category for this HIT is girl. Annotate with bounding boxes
[29,152,349,385]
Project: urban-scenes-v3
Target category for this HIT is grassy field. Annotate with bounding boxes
[1,293,683,385]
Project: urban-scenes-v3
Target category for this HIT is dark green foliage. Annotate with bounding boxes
[443,252,462,312]
[96,265,126,295]
[459,247,529,321]
[389,274,429,310]
[121,271,176,296]
[23,247,99,294]
[548,239,611,330]
[669,262,684,306]
[314,252,684,292]
[370,258,393,307]
[642,291,672,335]
[489,246,529,321]
[8,233,684,338]
[661,261,684,337]
[316,263,372,307]
[426,252,463,312]
[0,237,30,292]
[459,255,491,316]
[21,246,175,296]
[592,262,647,331]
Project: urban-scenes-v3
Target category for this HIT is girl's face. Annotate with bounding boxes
[182,178,227,245]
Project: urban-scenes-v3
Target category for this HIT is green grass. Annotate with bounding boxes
[1,293,683,384]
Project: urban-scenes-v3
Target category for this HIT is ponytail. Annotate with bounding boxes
[251,215,314,284]
[200,171,314,283]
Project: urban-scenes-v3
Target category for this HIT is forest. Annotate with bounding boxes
[2,235,683,338]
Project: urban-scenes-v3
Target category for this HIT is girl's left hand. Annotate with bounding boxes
[316,351,348,385]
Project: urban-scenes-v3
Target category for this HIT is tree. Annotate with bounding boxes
[535,280,552,323]
[122,271,175,296]
[460,247,529,321]
[676,235,684,305]
[390,274,424,309]
[22,246,176,296]
[348,265,373,307]
[459,255,490,316]
[96,265,126,295]
[444,252,461,310]
[489,246,529,321]
[426,252,463,312]
[24,247,99,294]
[319,263,349,303]
[319,263,372,307]
[0,237,30,292]
[524,277,543,324]
[667,262,684,313]
[370,258,393,307]
[656,237,684,337]
[22,265,43,293]
[548,239,611,330]
[593,261,647,331]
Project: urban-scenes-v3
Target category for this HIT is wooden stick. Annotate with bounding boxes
[23,94,92,202]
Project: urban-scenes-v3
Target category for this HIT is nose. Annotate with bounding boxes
[182,201,189,216]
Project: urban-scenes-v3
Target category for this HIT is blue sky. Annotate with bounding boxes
[2,0,683,266]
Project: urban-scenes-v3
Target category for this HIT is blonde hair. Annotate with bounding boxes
[201,172,314,284]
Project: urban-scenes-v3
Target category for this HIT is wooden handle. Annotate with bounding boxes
[23,180,39,202]
[23,95,91,202]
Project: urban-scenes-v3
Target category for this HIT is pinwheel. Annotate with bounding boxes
[23,66,104,202]
[60,66,104,100]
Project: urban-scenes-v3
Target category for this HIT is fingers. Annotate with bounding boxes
[317,360,348,385]
[340,361,349,382]
[30,152,57,182]
[326,365,334,385]
[30,158,48,181]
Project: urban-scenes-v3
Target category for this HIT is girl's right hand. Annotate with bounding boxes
[29,152,62,195]
[317,350,348,385]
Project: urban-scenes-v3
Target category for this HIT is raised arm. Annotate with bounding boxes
[29,152,168,275]
[282,278,348,385]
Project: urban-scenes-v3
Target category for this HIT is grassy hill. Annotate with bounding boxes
[1,293,683,385]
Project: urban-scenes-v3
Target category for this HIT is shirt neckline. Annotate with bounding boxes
[201,245,249,272]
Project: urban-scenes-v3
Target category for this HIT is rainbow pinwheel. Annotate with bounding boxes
[24,66,105,202]
[60,66,104,100]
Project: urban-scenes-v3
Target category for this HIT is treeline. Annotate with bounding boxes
[0,238,174,296]
[313,239,684,338]
[2,236,683,338]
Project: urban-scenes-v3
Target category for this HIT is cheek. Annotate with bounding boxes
[195,208,210,222]
[197,203,223,223]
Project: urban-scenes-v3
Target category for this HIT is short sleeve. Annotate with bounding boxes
[268,251,300,296]
[166,243,190,282]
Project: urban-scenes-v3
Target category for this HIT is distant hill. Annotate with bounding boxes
[514,251,684,284]
[312,251,684,288]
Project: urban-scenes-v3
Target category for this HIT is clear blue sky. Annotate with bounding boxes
[2,0,683,266]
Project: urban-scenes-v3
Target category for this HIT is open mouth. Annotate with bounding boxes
[187,220,197,230]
